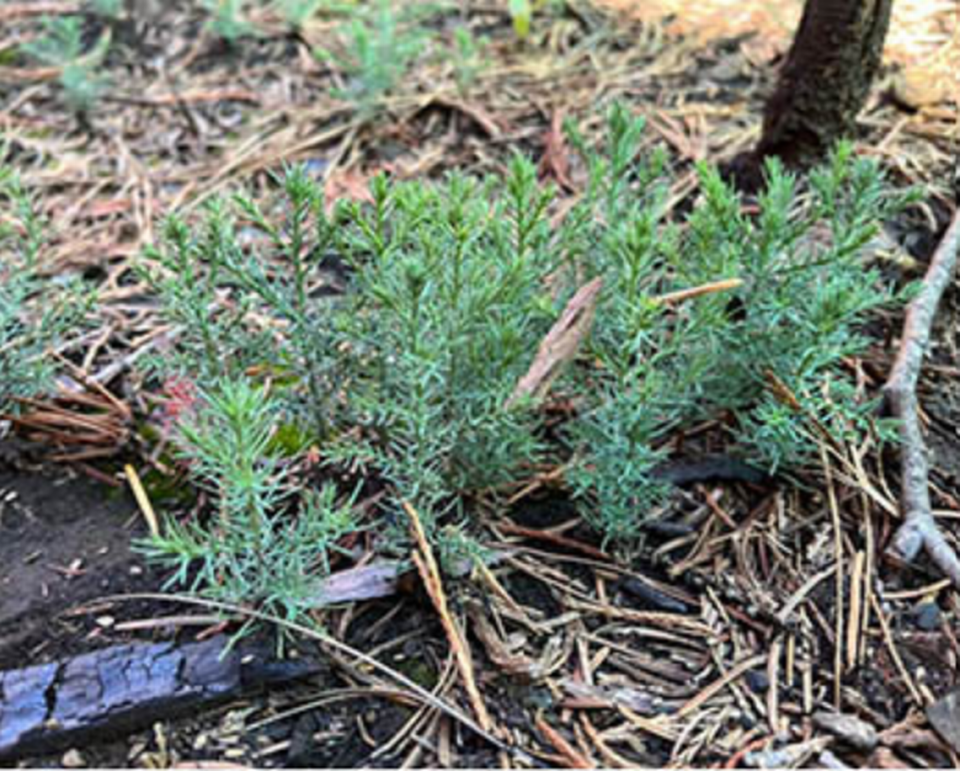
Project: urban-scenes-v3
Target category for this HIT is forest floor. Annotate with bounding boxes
[0,0,958,768]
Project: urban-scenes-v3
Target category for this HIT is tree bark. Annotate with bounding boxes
[729,0,894,190]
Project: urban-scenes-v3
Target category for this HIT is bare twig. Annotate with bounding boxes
[650,277,743,306]
[870,593,924,706]
[820,446,844,709]
[883,211,960,586]
[676,653,767,717]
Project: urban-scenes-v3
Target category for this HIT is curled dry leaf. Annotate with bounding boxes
[323,167,375,216]
[539,110,574,191]
[306,561,405,606]
[506,277,603,409]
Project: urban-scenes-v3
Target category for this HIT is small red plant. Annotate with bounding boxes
[160,376,199,429]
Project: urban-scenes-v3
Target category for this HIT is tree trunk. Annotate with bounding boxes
[729,0,894,190]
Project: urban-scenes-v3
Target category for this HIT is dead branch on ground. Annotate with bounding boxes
[883,210,960,586]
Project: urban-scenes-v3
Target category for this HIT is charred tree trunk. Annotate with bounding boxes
[730,0,894,190]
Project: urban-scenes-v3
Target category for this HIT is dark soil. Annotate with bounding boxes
[0,458,164,670]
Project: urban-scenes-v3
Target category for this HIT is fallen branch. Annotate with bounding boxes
[0,635,316,761]
[883,210,960,586]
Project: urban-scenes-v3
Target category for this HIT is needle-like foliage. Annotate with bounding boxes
[20,16,111,113]
[139,378,356,640]
[0,165,88,414]
[142,104,913,573]
[328,162,556,527]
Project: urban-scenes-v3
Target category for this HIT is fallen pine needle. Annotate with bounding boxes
[677,653,767,717]
[103,592,515,756]
[125,463,159,538]
[535,714,594,768]
[651,277,743,306]
[404,501,494,733]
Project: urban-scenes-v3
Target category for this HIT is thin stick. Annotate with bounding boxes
[776,564,837,625]
[820,445,844,710]
[676,654,767,718]
[579,714,636,769]
[883,210,960,586]
[651,277,743,306]
[534,714,593,769]
[847,550,864,671]
[766,635,782,733]
[870,593,924,706]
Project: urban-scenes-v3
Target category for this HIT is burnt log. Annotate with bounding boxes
[0,635,317,761]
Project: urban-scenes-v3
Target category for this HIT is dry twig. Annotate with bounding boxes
[883,211,960,585]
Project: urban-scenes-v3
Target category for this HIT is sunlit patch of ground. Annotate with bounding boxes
[592,0,957,76]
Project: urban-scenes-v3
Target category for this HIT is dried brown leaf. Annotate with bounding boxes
[506,278,602,409]
[539,110,573,191]
[323,167,374,216]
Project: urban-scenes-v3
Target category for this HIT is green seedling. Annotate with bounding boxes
[88,0,124,20]
[139,378,357,645]
[0,163,89,413]
[20,16,111,113]
[141,105,913,632]
[314,0,430,108]
[204,0,258,44]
